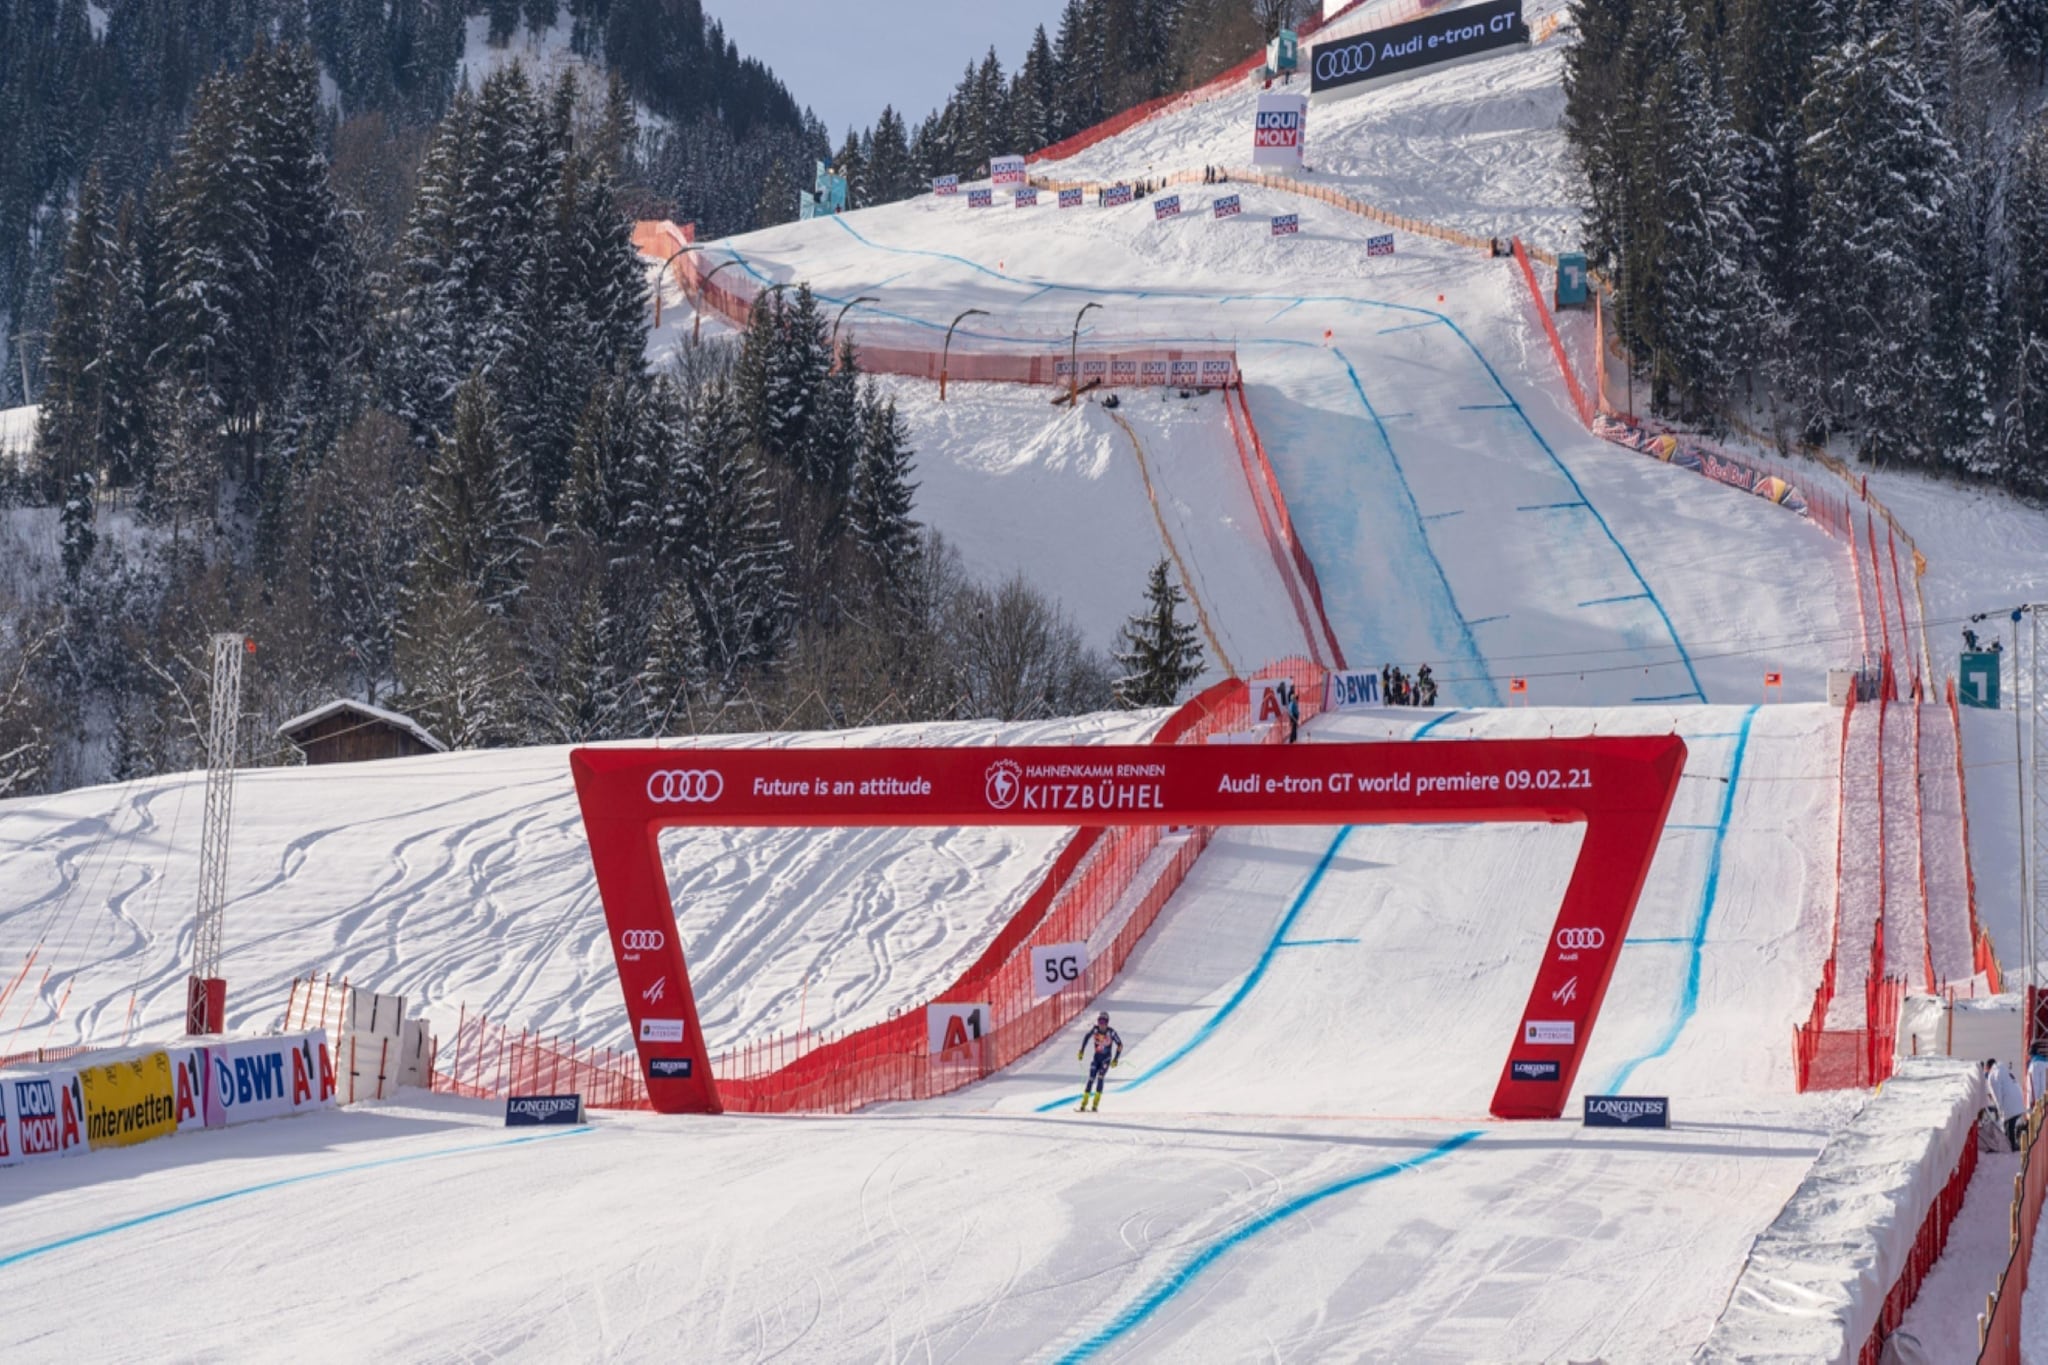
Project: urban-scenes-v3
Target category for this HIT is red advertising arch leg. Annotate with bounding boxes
[571,737,1686,1120]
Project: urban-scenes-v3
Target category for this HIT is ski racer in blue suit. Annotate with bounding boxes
[1076,1012,1122,1111]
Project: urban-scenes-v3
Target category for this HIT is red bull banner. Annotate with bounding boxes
[572,736,1687,1121]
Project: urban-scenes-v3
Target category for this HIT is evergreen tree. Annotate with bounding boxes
[637,587,707,733]
[414,375,535,614]
[35,166,113,497]
[396,579,518,748]
[2001,117,2048,490]
[1113,559,1204,708]
[848,384,920,607]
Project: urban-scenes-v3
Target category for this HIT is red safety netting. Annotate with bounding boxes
[1978,1097,2048,1364]
[1862,1124,1980,1365]
[423,659,1329,1113]
[652,233,1241,391]
[1948,680,2004,992]
[1222,384,1346,670]
[1511,236,1593,428]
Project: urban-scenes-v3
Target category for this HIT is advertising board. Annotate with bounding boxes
[1311,0,1528,96]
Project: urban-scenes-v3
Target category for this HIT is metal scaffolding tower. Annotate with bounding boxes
[186,631,246,1033]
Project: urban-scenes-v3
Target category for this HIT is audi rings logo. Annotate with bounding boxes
[985,759,1022,810]
[1556,927,1606,951]
[647,769,724,804]
[1315,40,1375,82]
[621,930,666,952]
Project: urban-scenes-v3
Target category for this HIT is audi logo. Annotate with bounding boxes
[1314,41,1375,81]
[1556,928,1606,951]
[647,769,724,804]
[621,930,666,952]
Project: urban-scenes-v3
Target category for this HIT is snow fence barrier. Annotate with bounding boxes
[642,229,1241,391]
[1700,1057,1980,1365]
[1976,1094,2048,1362]
[1223,385,1346,671]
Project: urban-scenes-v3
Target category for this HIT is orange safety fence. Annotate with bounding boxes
[1977,1094,2048,1363]
[1863,1121,1979,1365]
[423,659,1329,1113]
[1222,384,1346,671]
[1948,679,2004,993]
[1510,236,1593,428]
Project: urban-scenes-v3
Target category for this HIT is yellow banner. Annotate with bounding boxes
[80,1050,178,1150]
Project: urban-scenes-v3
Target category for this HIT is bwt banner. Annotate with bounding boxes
[1311,0,1528,95]
[1059,187,1083,208]
[1252,92,1309,168]
[1367,233,1395,257]
[990,154,1026,185]
[1272,213,1300,236]
[1154,194,1182,220]
[79,1050,177,1150]
[931,174,958,196]
[1101,184,1133,206]
[1015,187,1038,207]
[1325,670,1383,710]
[1214,194,1242,219]
[967,188,992,208]
[210,1031,337,1125]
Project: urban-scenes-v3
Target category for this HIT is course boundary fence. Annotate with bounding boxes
[1948,679,2003,992]
[1976,1095,2048,1362]
[1865,1121,1978,1365]
[1223,384,1346,670]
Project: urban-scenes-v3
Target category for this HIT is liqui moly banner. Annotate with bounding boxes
[1015,187,1038,207]
[6,1070,87,1162]
[931,174,958,196]
[1101,184,1133,207]
[1272,213,1300,236]
[967,188,992,208]
[1214,194,1242,219]
[1253,92,1309,168]
[1367,233,1395,257]
[1154,194,1182,221]
[1059,187,1083,208]
[990,154,1026,185]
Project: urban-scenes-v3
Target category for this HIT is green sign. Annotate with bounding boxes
[1960,651,2000,709]
[1556,252,1589,308]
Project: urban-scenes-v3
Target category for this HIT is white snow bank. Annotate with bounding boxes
[1699,1057,1980,1363]
[0,403,34,468]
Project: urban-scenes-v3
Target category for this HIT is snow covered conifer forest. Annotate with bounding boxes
[1563,0,2048,483]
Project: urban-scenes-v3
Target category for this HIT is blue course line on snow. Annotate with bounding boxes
[0,1126,595,1271]
[1033,827,1357,1113]
[1277,937,1361,948]
[1517,500,1588,512]
[1663,823,1722,832]
[1412,711,1461,738]
[1578,593,1649,608]
[1458,402,1517,411]
[1465,614,1508,627]
[1598,705,1759,1094]
[1055,1130,1483,1364]
[791,218,1704,703]
[1264,300,1306,323]
[1422,509,1463,522]
[1625,936,1692,945]
[1632,692,1701,704]
[1330,346,1498,708]
[1377,318,1442,335]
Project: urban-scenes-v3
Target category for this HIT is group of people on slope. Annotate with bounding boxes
[1381,663,1437,708]
[1982,1055,2044,1152]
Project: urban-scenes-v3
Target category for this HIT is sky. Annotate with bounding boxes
[708,0,1072,139]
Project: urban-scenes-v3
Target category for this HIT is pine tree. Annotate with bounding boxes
[848,384,920,607]
[2001,117,2048,491]
[396,579,518,748]
[35,166,113,498]
[1793,27,1956,462]
[1113,559,1204,708]
[637,588,707,734]
[414,374,536,614]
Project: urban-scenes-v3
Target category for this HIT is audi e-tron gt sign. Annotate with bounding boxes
[1310,0,1528,95]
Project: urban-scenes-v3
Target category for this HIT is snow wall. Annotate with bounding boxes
[1700,1057,1981,1364]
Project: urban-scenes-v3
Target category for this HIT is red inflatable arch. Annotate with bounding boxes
[570,735,1686,1120]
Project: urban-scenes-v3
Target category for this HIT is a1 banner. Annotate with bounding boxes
[1030,942,1090,999]
[1058,187,1083,208]
[1250,679,1296,730]
[1324,670,1384,710]
[967,188,992,208]
[1584,1095,1670,1128]
[1252,92,1308,168]
[166,1044,222,1130]
[931,174,958,196]
[1272,213,1299,236]
[927,1003,993,1058]
[1367,233,1395,257]
[1101,184,1133,207]
[1153,194,1182,221]
[1015,188,1038,208]
[210,1031,337,1125]
[990,154,1026,185]
[1213,194,1241,219]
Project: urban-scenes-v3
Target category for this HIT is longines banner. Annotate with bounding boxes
[1310,0,1528,95]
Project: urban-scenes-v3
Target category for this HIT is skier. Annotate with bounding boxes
[1283,678,1300,743]
[1076,1011,1123,1112]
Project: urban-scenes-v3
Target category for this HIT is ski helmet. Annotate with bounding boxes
[1097,1012,1110,1025]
